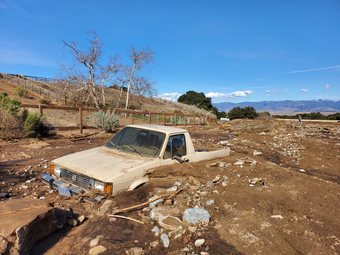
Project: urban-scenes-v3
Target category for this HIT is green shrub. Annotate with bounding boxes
[0,95,22,115]
[90,110,120,132]
[12,87,28,98]
[0,92,55,139]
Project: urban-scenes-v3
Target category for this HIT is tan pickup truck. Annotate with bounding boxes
[42,124,230,198]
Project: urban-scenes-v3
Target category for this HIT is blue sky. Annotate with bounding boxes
[1,0,339,103]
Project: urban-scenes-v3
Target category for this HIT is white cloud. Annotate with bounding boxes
[205,90,254,99]
[157,93,182,101]
[265,90,270,93]
[288,65,340,74]
[325,84,329,90]
[0,4,7,9]
[301,89,308,92]
[285,89,289,91]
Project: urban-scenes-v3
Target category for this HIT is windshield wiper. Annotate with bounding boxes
[123,145,143,157]
[109,141,119,151]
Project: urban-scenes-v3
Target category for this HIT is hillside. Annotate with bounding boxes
[214,99,340,115]
[0,77,213,117]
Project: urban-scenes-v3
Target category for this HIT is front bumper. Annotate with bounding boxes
[42,174,86,196]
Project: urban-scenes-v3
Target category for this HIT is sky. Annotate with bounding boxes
[0,0,339,104]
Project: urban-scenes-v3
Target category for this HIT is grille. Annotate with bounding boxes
[60,169,92,189]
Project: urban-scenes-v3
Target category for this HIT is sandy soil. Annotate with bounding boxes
[0,120,339,254]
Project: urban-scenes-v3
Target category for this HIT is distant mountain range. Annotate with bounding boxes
[213,100,340,115]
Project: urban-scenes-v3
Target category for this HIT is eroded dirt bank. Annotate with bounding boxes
[0,120,339,254]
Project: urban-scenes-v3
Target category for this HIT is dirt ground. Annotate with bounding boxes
[0,119,339,255]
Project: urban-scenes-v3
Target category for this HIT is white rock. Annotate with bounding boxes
[271,215,284,219]
[160,233,170,248]
[167,186,178,192]
[195,239,205,247]
[89,245,107,255]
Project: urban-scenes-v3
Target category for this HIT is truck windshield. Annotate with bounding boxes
[104,127,166,158]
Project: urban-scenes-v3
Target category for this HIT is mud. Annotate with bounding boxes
[1,120,340,254]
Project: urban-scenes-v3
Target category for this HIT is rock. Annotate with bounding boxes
[271,215,284,219]
[259,132,266,135]
[90,235,104,247]
[189,176,200,186]
[0,192,9,198]
[188,226,197,233]
[299,169,306,172]
[159,215,185,230]
[219,162,226,167]
[167,186,178,192]
[126,247,145,255]
[90,239,99,248]
[149,196,164,208]
[151,226,160,236]
[200,191,209,197]
[183,208,210,224]
[253,150,263,156]
[195,239,205,247]
[174,181,182,186]
[67,219,78,226]
[160,233,170,248]
[0,236,8,254]
[89,245,107,255]
[233,160,244,165]
[150,240,159,248]
[141,216,151,224]
[78,215,86,224]
[182,236,190,244]
[206,200,214,205]
[212,175,220,183]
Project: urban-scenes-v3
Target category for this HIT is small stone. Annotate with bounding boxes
[67,219,77,226]
[90,238,99,248]
[253,150,263,156]
[206,200,214,206]
[151,226,160,236]
[78,215,86,224]
[89,245,107,255]
[150,240,159,248]
[174,181,182,186]
[195,239,205,247]
[182,236,190,244]
[188,226,197,233]
[200,191,209,197]
[167,186,178,192]
[160,233,170,248]
[142,216,151,224]
[189,176,200,186]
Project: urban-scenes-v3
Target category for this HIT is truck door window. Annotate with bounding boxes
[163,134,187,159]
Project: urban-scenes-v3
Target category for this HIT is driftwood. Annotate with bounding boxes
[107,215,144,224]
[109,187,186,215]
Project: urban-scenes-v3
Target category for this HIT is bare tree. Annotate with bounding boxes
[116,46,157,109]
[58,31,121,109]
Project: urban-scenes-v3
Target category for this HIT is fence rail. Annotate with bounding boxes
[22,104,208,134]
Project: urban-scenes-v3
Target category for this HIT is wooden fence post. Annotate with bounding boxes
[79,107,83,134]
[185,115,187,127]
[39,105,43,116]
[175,114,177,127]
[149,112,151,124]
[131,110,134,124]
[163,113,165,126]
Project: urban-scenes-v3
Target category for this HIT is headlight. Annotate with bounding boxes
[51,164,61,177]
[93,181,112,194]
[94,180,104,191]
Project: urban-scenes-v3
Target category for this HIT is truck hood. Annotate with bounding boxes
[52,146,150,181]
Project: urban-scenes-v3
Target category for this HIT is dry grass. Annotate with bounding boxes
[229,119,274,133]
